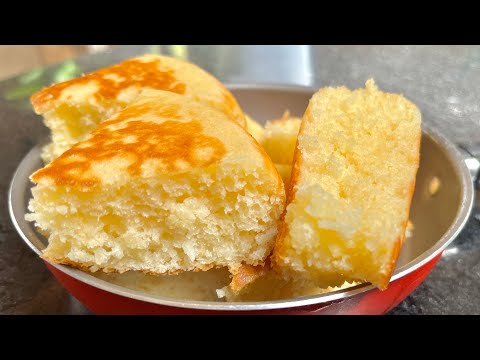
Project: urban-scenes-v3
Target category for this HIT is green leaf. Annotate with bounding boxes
[53,60,83,83]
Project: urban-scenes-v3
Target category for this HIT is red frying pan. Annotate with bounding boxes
[9,85,477,314]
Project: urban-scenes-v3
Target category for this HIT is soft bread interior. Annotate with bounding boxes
[274,80,421,289]
[261,111,302,165]
[40,99,125,163]
[27,90,285,276]
[29,166,284,274]
[261,112,302,188]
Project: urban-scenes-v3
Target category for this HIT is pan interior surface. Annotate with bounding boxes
[9,85,467,310]
[232,86,463,270]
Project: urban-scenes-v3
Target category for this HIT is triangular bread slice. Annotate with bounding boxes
[31,54,246,163]
[27,89,285,275]
[273,79,421,289]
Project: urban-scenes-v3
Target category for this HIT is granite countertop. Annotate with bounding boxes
[1,45,479,314]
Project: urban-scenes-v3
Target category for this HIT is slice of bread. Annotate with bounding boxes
[262,111,302,165]
[218,262,355,301]
[261,112,302,188]
[273,80,421,290]
[27,89,285,276]
[31,54,246,163]
[240,112,303,188]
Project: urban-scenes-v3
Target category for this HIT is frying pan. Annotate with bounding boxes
[8,85,479,314]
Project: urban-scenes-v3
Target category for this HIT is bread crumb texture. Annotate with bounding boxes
[274,79,421,289]
[27,90,285,276]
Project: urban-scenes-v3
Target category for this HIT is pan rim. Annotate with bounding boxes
[8,83,474,311]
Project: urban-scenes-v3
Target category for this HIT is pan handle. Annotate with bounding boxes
[457,144,480,221]
[457,144,480,187]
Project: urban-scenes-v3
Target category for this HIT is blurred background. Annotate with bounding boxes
[0,45,112,81]
[2,45,478,148]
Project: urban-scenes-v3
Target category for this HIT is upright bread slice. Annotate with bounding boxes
[27,89,285,275]
[31,54,246,163]
[273,80,421,289]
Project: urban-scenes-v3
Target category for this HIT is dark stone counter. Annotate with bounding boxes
[1,45,479,314]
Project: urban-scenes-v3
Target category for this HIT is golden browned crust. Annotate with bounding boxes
[43,252,272,281]
[228,263,270,293]
[32,114,226,187]
[41,253,221,276]
[30,90,255,188]
[31,57,185,113]
[271,104,310,267]
[381,148,421,289]
[31,55,246,128]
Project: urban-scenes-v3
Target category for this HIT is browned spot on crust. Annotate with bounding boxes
[31,58,186,109]
[32,110,226,187]
[104,102,182,126]
[229,264,269,292]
